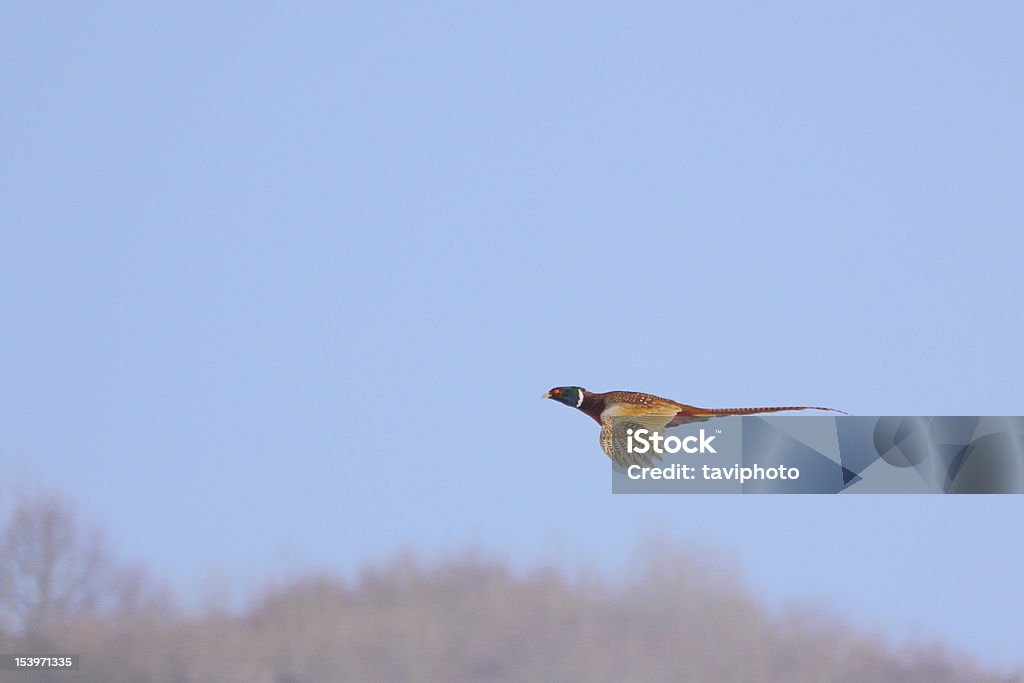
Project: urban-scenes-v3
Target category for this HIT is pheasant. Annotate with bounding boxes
[542,386,845,468]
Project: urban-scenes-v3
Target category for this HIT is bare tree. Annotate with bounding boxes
[0,494,140,637]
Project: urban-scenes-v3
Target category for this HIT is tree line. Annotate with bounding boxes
[0,494,1018,682]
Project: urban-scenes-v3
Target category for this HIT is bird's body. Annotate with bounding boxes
[543,386,844,467]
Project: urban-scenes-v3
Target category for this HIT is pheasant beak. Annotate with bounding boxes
[541,391,551,399]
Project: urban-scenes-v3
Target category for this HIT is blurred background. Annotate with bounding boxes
[1,1,1022,680]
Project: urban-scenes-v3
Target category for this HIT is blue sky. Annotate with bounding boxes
[2,1,1022,670]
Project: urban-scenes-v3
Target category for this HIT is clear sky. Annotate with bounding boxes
[2,0,1022,670]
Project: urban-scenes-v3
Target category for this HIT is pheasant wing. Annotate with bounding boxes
[599,403,680,468]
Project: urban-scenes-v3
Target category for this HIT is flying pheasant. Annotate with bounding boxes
[542,387,845,468]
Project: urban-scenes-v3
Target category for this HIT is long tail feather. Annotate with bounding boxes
[684,405,847,417]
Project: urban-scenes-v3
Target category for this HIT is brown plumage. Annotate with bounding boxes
[543,386,845,467]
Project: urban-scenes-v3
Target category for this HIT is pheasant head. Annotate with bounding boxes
[542,386,586,409]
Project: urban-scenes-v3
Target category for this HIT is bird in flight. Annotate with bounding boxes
[542,386,845,468]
